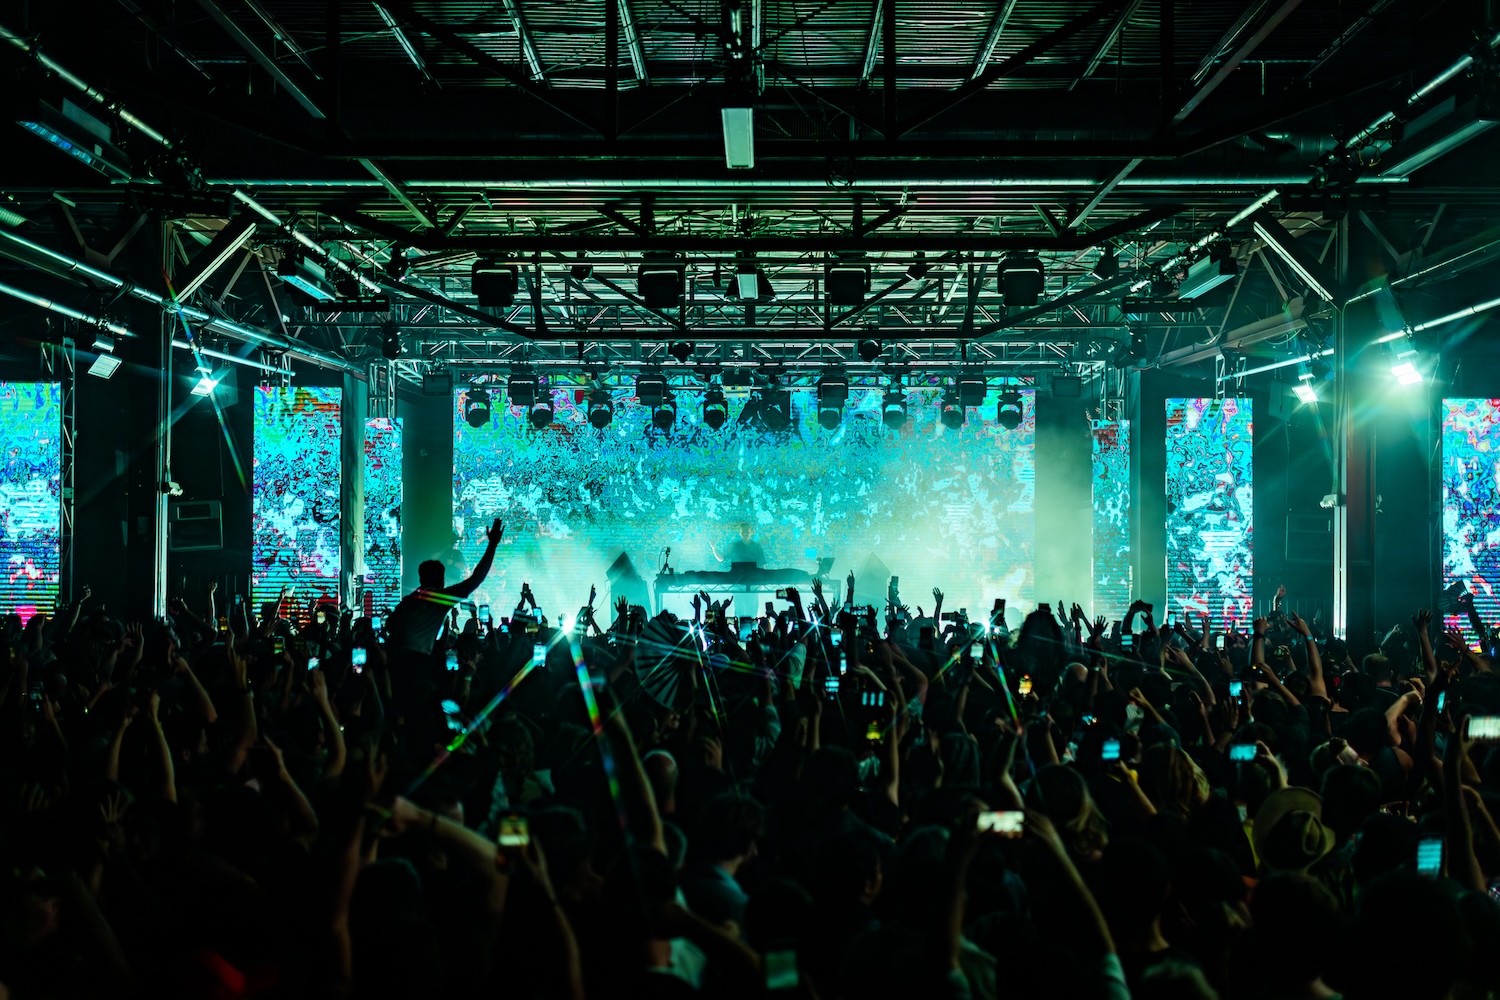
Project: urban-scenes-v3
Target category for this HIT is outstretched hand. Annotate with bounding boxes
[486,519,505,545]
[1413,608,1434,634]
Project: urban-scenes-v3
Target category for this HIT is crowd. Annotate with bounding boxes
[4,520,1500,999]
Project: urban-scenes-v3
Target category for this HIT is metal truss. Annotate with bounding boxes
[41,337,75,605]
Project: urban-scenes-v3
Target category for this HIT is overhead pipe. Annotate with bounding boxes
[0,278,137,339]
[0,227,363,375]
[202,174,1406,191]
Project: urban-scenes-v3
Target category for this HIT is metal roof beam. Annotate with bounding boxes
[372,2,440,87]
[970,0,1019,80]
[1172,0,1302,127]
[896,0,1126,137]
[194,0,325,119]
[1071,0,1143,89]
[618,0,649,83]
[500,0,547,83]
[860,0,883,85]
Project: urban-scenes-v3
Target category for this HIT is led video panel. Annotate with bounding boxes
[252,387,341,621]
[1165,398,1253,628]
[453,385,1036,620]
[363,416,402,616]
[0,382,61,622]
[1441,399,1500,644]
[1092,419,1131,618]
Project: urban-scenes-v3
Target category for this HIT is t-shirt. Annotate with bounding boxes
[385,588,463,655]
[725,538,766,565]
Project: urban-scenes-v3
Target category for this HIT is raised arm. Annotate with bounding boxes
[447,519,505,600]
[1413,609,1439,687]
[1288,611,1326,701]
[1445,721,1485,892]
[599,690,666,854]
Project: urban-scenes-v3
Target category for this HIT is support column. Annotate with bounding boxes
[341,372,368,608]
[1332,215,1377,645]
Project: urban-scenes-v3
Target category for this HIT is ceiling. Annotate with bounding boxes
[0,0,1497,387]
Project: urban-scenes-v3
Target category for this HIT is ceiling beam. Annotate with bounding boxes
[1172,0,1302,127]
[895,0,1127,137]
[241,0,321,76]
[357,159,437,230]
[500,0,547,83]
[1071,0,1143,89]
[372,2,440,87]
[860,0,883,85]
[970,0,1018,80]
[194,0,325,119]
[374,0,602,134]
[618,0,649,83]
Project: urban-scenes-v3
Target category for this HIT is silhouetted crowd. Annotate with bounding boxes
[5,541,1500,1000]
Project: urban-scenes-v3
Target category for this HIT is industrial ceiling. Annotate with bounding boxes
[0,0,1497,389]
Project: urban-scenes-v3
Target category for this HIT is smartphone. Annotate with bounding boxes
[1121,631,1134,650]
[1436,690,1447,713]
[1468,716,1500,741]
[1038,603,1051,613]
[1018,675,1033,696]
[739,621,756,642]
[272,636,285,655]
[775,588,788,600]
[307,656,320,671]
[532,643,546,668]
[217,615,229,635]
[445,650,459,672]
[1081,714,1096,726]
[865,720,882,742]
[1102,739,1121,762]
[705,608,717,624]
[765,949,799,992]
[1229,680,1244,697]
[525,616,539,634]
[831,628,843,647]
[315,609,327,625]
[1229,743,1257,762]
[532,605,542,622]
[441,697,463,731]
[232,593,244,606]
[941,612,962,622]
[824,676,840,697]
[351,647,366,673]
[976,810,1025,838]
[969,641,983,659]
[370,615,383,631]
[479,604,492,624]
[496,814,529,872]
[765,601,775,618]
[1417,836,1443,877]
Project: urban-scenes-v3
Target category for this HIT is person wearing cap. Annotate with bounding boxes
[1254,787,1336,875]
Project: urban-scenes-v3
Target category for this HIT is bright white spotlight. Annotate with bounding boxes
[88,353,121,379]
[1293,376,1318,404]
[721,107,755,169]
[1391,361,1422,385]
[191,374,218,396]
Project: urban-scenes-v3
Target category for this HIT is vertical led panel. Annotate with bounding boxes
[252,387,341,622]
[1092,419,1131,618]
[0,382,61,622]
[363,416,402,616]
[452,385,1035,619]
[1441,399,1500,644]
[1166,398,1253,628]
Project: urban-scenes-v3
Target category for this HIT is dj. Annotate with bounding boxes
[711,522,766,567]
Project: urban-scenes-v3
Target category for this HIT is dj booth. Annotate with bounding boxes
[652,561,831,613]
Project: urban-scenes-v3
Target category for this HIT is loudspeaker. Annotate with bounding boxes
[169,500,223,551]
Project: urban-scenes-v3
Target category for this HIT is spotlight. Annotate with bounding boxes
[668,341,695,363]
[88,332,119,379]
[817,375,848,430]
[1176,251,1238,301]
[721,106,755,169]
[473,260,520,308]
[386,247,409,280]
[652,391,677,431]
[507,370,538,407]
[882,386,908,430]
[703,386,728,429]
[1092,246,1119,279]
[1391,353,1423,386]
[587,387,613,429]
[996,391,1024,430]
[999,252,1044,307]
[637,257,686,309]
[464,387,493,428]
[190,365,218,397]
[940,387,965,429]
[570,257,593,281]
[755,386,792,432]
[827,259,871,306]
[856,339,883,362]
[530,387,555,429]
[957,376,986,406]
[381,321,403,360]
[1293,375,1319,404]
[635,373,668,406]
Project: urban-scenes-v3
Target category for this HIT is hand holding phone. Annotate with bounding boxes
[976,810,1025,838]
[1229,743,1256,762]
[1102,739,1121,762]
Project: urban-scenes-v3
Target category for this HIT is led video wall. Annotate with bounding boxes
[1092,419,1131,618]
[363,416,402,616]
[0,382,61,622]
[453,386,1036,619]
[1165,398,1253,628]
[252,387,342,621]
[1441,399,1500,643]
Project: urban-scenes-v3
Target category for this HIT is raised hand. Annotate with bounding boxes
[1253,617,1269,635]
[811,578,824,599]
[932,587,943,606]
[486,519,505,545]
[588,584,597,608]
[1287,610,1311,637]
[615,595,629,620]
[1413,609,1434,634]
[1276,584,1287,600]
